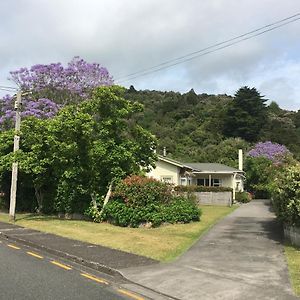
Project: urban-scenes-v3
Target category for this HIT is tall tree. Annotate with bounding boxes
[222,86,267,142]
[0,57,113,130]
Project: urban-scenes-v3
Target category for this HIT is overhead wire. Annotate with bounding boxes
[115,13,300,83]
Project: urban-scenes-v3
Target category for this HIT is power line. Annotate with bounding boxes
[115,13,300,83]
[0,85,18,93]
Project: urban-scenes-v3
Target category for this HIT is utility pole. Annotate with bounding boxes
[9,90,22,222]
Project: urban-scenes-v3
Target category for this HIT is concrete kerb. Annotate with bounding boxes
[0,230,179,300]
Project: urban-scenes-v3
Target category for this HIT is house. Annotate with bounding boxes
[147,150,245,198]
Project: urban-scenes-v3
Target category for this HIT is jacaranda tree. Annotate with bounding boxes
[0,86,157,214]
[0,57,113,130]
[245,141,292,198]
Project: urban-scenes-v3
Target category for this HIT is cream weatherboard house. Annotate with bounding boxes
[147,150,245,199]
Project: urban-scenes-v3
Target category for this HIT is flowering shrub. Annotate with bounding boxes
[248,141,290,163]
[88,175,201,227]
[114,175,173,208]
[272,164,300,227]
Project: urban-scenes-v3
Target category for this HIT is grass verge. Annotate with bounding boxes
[285,244,300,296]
[0,205,237,262]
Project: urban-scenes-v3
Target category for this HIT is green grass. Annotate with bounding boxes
[285,244,300,296]
[0,205,237,262]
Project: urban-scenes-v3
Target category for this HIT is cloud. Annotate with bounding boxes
[0,0,300,109]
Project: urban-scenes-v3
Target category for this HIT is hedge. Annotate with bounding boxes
[174,185,233,193]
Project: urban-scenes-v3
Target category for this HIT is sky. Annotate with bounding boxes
[0,0,300,110]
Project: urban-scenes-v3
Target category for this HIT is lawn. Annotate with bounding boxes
[285,244,300,296]
[0,205,236,261]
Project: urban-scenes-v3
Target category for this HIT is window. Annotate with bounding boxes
[212,178,222,187]
[161,176,173,184]
[197,178,209,186]
[180,178,187,186]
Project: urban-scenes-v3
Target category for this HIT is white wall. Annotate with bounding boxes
[191,174,233,187]
[147,160,181,185]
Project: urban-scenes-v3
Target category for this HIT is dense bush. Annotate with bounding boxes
[174,185,232,193]
[272,164,300,227]
[101,195,201,227]
[114,175,172,207]
[235,191,252,203]
[87,176,201,227]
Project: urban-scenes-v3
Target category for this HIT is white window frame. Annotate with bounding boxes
[212,178,222,187]
[161,175,173,184]
[180,177,187,186]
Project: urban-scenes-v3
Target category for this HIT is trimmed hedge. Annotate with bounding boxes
[174,185,233,193]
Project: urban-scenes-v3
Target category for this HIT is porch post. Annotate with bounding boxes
[209,174,211,187]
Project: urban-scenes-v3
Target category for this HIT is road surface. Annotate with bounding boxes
[0,239,140,300]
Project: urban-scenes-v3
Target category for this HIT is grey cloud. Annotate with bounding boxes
[0,0,300,109]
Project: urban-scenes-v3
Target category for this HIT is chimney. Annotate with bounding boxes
[238,149,243,171]
[163,147,167,157]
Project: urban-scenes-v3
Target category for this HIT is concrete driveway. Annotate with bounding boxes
[121,200,298,300]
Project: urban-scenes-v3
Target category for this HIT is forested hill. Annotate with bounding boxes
[125,86,300,167]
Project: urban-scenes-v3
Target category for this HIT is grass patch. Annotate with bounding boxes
[285,244,300,296]
[0,205,237,261]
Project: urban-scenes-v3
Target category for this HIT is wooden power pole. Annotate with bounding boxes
[9,91,22,222]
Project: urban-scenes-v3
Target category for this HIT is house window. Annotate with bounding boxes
[212,178,222,187]
[197,178,209,186]
[161,176,173,184]
[180,178,187,186]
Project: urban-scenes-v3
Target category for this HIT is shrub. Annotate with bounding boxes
[55,179,90,214]
[235,191,252,203]
[158,196,201,225]
[92,175,201,227]
[174,185,232,193]
[272,164,300,227]
[101,195,201,228]
[114,175,173,208]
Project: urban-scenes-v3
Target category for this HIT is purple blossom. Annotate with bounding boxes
[248,141,290,162]
[0,96,59,130]
[1,57,114,130]
[9,56,114,104]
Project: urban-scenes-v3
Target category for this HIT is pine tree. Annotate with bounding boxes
[222,86,267,142]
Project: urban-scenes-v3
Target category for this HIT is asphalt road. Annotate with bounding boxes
[0,239,137,300]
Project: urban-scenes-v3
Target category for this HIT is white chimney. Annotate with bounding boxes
[238,149,243,171]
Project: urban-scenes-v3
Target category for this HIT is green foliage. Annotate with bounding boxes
[272,164,300,227]
[0,86,157,214]
[222,86,267,142]
[235,191,252,203]
[88,176,201,227]
[101,196,201,228]
[125,86,299,165]
[174,185,233,193]
[114,175,172,208]
[244,156,274,198]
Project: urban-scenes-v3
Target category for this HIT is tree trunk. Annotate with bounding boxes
[99,182,113,217]
[34,185,44,214]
